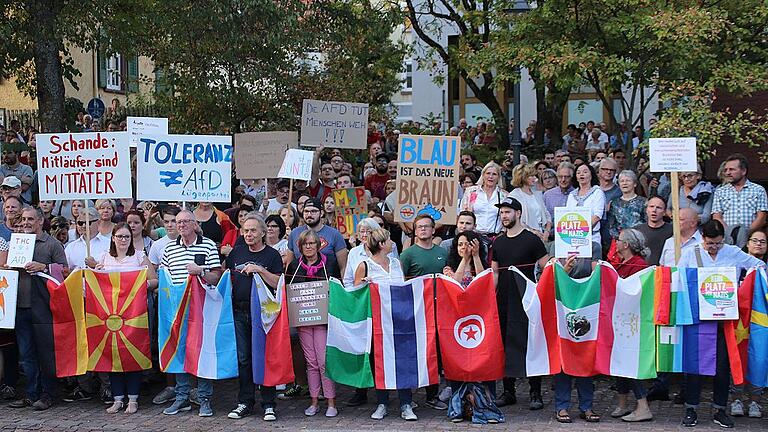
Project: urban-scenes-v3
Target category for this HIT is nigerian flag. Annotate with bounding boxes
[325,278,374,388]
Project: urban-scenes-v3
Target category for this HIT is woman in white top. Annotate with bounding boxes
[566,163,606,246]
[459,161,506,235]
[265,214,290,268]
[97,223,157,415]
[508,163,551,242]
[352,228,413,421]
[344,218,398,287]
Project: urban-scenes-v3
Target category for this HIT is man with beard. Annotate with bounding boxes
[0,142,33,204]
[364,153,391,202]
[712,153,767,234]
[490,197,549,410]
[284,199,347,276]
[460,154,482,180]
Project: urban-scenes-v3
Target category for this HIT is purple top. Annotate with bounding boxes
[543,186,574,227]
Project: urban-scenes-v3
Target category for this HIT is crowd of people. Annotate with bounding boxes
[0,114,766,428]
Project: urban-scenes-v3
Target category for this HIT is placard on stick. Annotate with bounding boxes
[277,149,314,181]
[286,280,329,327]
[649,137,697,173]
[394,134,461,224]
[234,132,298,179]
[127,116,168,148]
[553,208,593,258]
[7,233,36,268]
[300,99,369,149]
[333,187,368,239]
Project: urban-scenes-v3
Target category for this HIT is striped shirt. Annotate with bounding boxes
[160,234,221,284]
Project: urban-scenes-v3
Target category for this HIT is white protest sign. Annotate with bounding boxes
[553,207,593,258]
[277,149,314,181]
[127,116,169,148]
[36,132,132,200]
[300,99,369,149]
[696,267,739,320]
[137,134,232,203]
[0,270,19,329]
[7,233,36,268]
[649,137,697,172]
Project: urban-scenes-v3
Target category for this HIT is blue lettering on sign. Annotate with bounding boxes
[399,137,457,166]
[183,168,223,191]
[141,138,233,164]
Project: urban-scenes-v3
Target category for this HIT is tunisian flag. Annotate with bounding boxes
[436,269,504,382]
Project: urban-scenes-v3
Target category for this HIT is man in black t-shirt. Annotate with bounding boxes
[490,197,550,410]
[224,214,284,421]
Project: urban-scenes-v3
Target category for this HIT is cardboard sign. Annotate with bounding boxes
[137,134,232,202]
[333,187,368,239]
[286,280,329,327]
[277,149,314,181]
[127,116,169,148]
[234,131,298,179]
[7,233,36,268]
[0,270,19,329]
[36,132,132,200]
[300,99,369,149]
[394,134,461,224]
[697,267,738,320]
[553,207,593,258]
[649,137,698,172]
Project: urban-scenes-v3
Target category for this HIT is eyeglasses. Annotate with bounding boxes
[557,175,572,180]
[680,173,699,179]
[600,168,616,173]
[304,209,320,214]
[704,240,725,248]
[302,241,318,246]
[113,234,131,240]
[266,224,280,228]
[176,219,195,225]
[76,220,97,226]
[749,238,767,245]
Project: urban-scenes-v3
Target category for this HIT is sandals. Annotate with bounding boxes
[557,410,572,423]
[580,410,601,422]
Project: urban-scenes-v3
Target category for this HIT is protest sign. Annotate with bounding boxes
[697,267,739,320]
[137,134,232,203]
[234,131,298,179]
[36,132,132,200]
[0,270,19,329]
[553,207,593,258]
[7,233,36,268]
[300,99,368,149]
[127,116,169,148]
[649,137,697,173]
[277,149,314,181]
[333,187,368,239]
[394,134,461,224]
[286,280,329,327]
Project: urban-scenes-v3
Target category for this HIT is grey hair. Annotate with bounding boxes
[599,157,617,169]
[557,162,575,174]
[23,206,45,221]
[620,228,650,259]
[242,212,267,234]
[357,217,381,232]
[618,170,638,184]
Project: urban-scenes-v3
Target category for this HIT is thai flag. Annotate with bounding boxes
[370,275,439,390]
[251,274,294,386]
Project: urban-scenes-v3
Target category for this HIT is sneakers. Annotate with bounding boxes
[345,391,368,407]
[227,403,251,419]
[152,386,176,405]
[99,387,113,404]
[494,391,517,407]
[371,403,388,420]
[163,399,192,415]
[748,401,762,418]
[731,399,745,417]
[438,386,453,403]
[32,396,53,411]
[425,397,448,410]
[305,405,320,416]
[63,387,93,403]
[400,403,418,421]
[326,406,338,417]
[263,407,277,421]
[8,398,32,408]
[713,409,734,428]
[279,384,304,400]
[529,393,544,410]
[198,398,213,417]
[0,384,18,400]
[189,388,200,406]
[683,408,698,427]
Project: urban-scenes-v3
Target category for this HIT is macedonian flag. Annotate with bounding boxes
[47,270,88,378]
[84,269,151,372]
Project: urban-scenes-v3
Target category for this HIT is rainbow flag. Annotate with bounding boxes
[84,269,151,372]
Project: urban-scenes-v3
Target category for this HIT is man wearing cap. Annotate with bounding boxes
[490,197,550,410]
[63,207,110,270]
[0,176,25,222]
[364,153,391,202]
[285,198,347,276]
[261,179,297,215]
[0,142,34,204]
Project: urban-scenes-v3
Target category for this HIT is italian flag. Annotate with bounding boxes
[325,279,374,388]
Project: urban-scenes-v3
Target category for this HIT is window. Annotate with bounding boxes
[401,59,413,92]
[106,54,122,91]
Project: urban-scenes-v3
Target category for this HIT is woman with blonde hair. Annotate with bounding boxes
[95,199,116,237]
[459,161,505,236]
[508,164,551,242]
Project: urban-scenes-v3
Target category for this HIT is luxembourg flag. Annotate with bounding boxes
[370,275,439,390]
[251,274,294,386]
[183,271,238,379]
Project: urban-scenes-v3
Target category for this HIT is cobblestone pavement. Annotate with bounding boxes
[0,377,765,431]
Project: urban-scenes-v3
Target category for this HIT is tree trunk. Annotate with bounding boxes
[28,0,66,133]
[475,88,510,150]
[535,81,570,152]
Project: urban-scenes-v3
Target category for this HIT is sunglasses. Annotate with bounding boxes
[76,220,97,226]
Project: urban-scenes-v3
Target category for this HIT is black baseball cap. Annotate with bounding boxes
[303,198,323,211]
[496,197,523,211]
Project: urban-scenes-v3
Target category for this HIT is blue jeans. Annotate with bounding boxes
[376,389,412,407]
[110,371,142,398]
[175,374,213,402]
[554,373,593,412]
[617,378,647,399]
[234,308,276,409]
[15,308,56,401]
[685,324,730,410]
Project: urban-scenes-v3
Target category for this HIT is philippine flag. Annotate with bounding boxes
[370,275,439,390]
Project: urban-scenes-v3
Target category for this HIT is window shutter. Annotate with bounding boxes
[97,50,107,88]
[155,67,168,94]
[127,56,139,93]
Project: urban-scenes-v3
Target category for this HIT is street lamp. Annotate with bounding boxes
[507,0,531,165]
